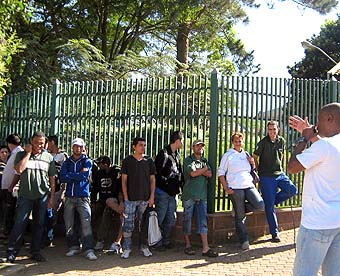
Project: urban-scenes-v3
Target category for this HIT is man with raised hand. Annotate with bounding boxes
[6,131,56,263]
[288,103,340,276]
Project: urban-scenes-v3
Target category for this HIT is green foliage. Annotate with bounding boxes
[288,16,340,79]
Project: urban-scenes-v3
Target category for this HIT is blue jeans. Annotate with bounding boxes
[182,199,208,235]
[294,225,340,276]
[64,197,94,253]
[230,187,264,243]
[260,173,297,236]
[155,190,177,245]
[122,200,148,250]
[7,194,49,256]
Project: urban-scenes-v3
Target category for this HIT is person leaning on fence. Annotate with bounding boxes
[218,132,264,250]
[154,130,184,250]
[182,139,218,258]
[6,131,57,263]
[253,121,297,243]
[59,138,97,261]
[120,137,156,259]
[92,155,124,254]
[287,103,340,276]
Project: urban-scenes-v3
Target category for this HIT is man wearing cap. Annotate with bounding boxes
[6,131,56,263]
[154,130,184,250]
[92,155,123,254]
[60,138,97,261]
[182,139,218,257]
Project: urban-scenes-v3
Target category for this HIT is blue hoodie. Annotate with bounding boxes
[60,154,92,197]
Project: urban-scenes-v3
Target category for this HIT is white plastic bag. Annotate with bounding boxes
[148,210,162,246]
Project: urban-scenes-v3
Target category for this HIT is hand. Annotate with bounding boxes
[225,187,234,195]
[247,156,255,166]
[289,116,310,133]
[148,197,154,207]
[24,144,33,154]
[202,170,212,178]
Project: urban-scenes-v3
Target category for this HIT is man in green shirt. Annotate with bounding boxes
[182,139,217,258]
[6,131,56,263]
[253,121,297,242]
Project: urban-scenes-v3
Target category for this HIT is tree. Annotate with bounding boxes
[288,16,340,79]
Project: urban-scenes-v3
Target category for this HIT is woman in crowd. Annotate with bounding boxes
[218,132,264,250]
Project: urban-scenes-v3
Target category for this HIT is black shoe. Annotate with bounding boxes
[271,235,281,243]
[6,254,16,263]
[31,253,46,262]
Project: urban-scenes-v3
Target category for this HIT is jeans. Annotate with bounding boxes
[64,197,94,253]
[122,200,148,250]
[293,225,340,276]
[182,199,208,235]
[260,173,297,236]
[155,190,177,245]
[230,187,264,243]
[7,194,49,256]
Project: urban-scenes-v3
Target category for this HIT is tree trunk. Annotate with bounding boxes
[176,22,191,74]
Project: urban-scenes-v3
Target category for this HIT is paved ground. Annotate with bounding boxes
[0,228,320,276]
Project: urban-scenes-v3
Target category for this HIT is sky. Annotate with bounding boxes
[234,0,339,78]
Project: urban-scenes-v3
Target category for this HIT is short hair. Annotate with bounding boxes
[132,137,145,146]
[170,131,184,144]
[0,145,9,152]
[231,132,244,142]
[267,121,279,128]
[32,131,46,139]
[321,102,340,125]
[6,134,21,146]
[47,135,58,146]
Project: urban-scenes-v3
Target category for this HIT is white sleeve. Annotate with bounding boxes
[218,152,229,177]
[296,139,328,170]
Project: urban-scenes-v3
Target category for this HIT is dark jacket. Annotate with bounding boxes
[60,154,92,197]
[155,145,183,196]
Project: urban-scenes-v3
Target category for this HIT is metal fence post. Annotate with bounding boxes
[207,69,219,213]
[51,79,61,135]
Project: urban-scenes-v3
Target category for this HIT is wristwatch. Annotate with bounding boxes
[297,136,308,144]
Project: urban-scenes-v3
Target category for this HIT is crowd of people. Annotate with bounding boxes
[0,102,339,276]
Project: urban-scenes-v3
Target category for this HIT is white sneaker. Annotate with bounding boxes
[108,242,121,254]
[85,251,98,261]
[66,249,81,257]
[94,241,104,250]
[241,241,250,250]
[140,246,152,257]
[121,249,131,259]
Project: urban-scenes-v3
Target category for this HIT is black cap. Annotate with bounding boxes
[96,155,111,166]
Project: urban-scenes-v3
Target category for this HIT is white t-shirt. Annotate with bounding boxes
[1,145,24,189]
[296,134,340,229]
[218,149,254,189]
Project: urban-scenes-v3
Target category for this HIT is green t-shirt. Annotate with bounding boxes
[182,154,211,201]
[253,135,284,177]
[15,150,57,199]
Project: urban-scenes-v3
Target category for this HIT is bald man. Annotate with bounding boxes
[288,102,340,276]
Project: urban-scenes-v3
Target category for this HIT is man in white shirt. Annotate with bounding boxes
[288,102,340,276]
[1,134,23,236]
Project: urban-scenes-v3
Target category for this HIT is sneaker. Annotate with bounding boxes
[6,254,16,263]
[140,246,152,257]
[85,251,97,261]
[121,249,131,259]
[241,241,250,250]
[108,242,121,254]
[94,241,104,250]
[271,235,281,243]
[31,253,46,262]
[66,249,81,257]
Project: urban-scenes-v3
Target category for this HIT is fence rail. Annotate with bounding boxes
[1,72,339,212]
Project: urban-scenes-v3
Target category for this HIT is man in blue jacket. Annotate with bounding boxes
[60,138,97,261]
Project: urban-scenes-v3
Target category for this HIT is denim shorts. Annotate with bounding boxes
[182,199,208,235]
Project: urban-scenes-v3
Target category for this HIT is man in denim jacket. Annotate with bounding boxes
[60,138,97,261]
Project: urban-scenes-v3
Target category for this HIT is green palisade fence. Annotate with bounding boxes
[1,71,339,213]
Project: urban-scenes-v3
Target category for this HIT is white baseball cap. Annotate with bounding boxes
[72,138,85,148]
